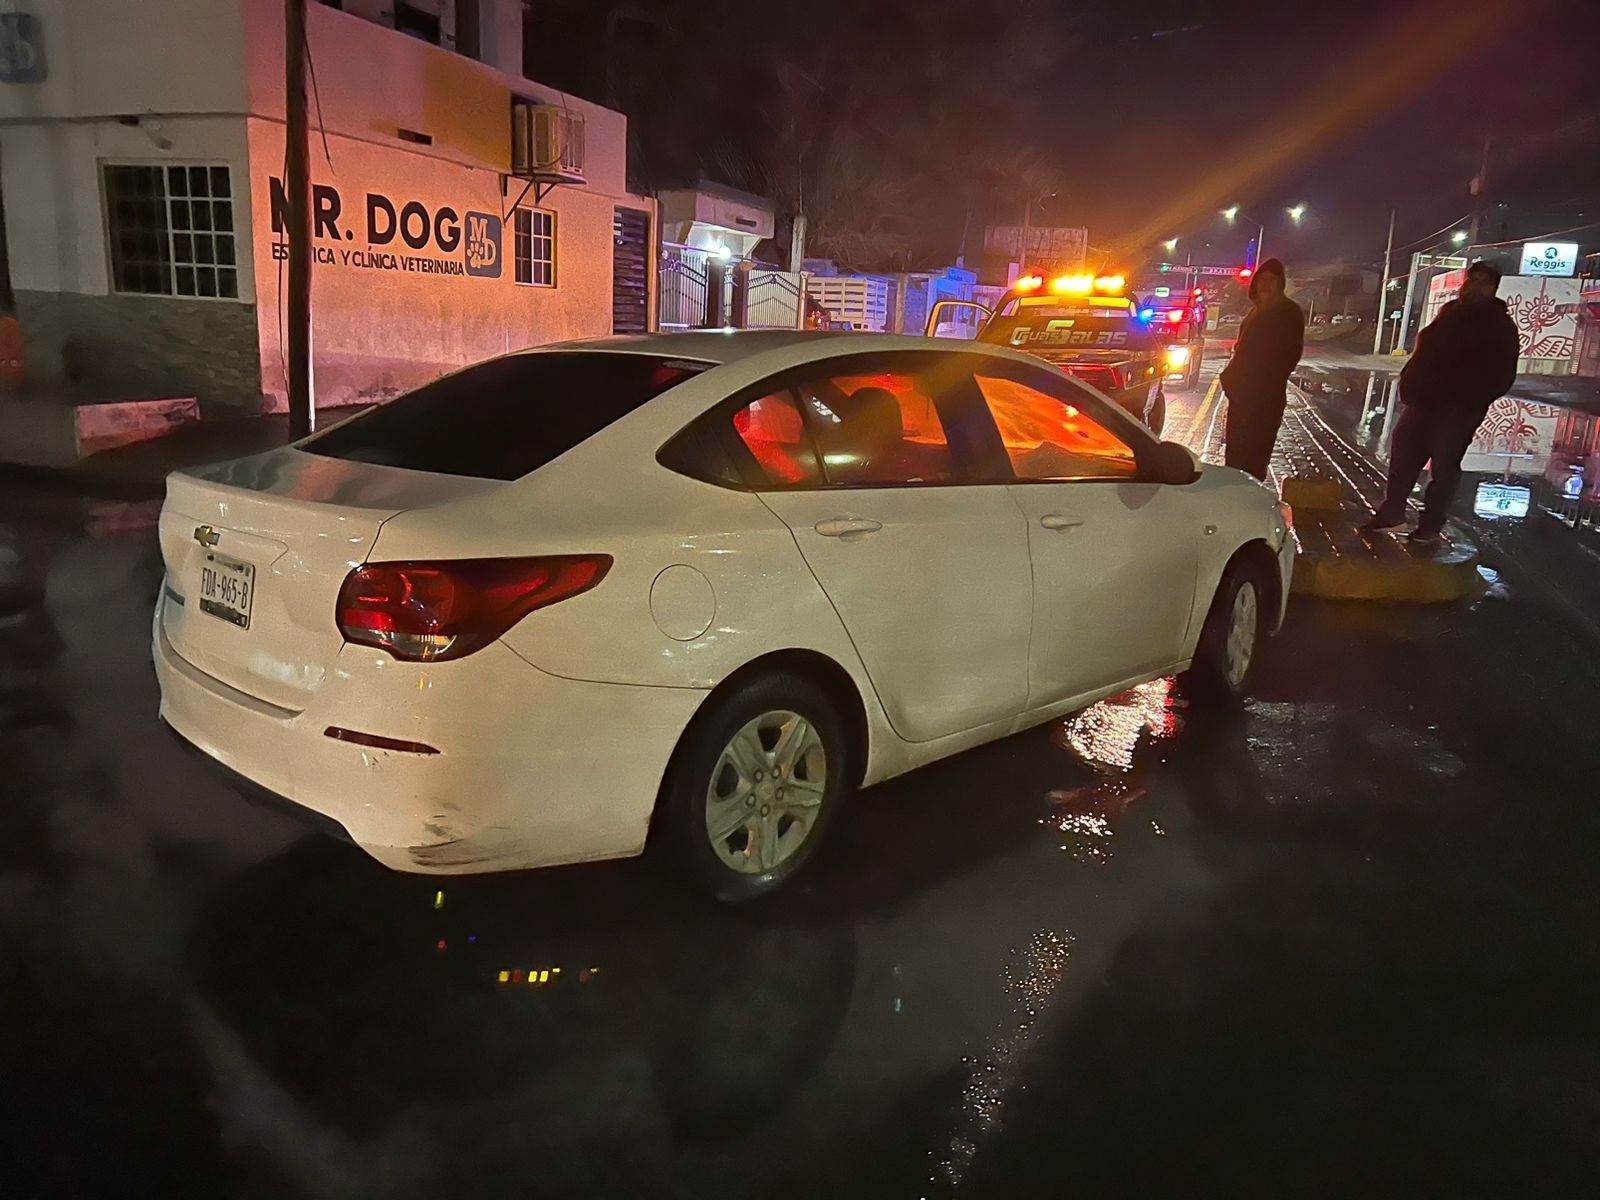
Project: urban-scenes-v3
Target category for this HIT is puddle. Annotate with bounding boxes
[1042,779,1147,865]
[927,929,1073,1194]
[1055,677,1184,773]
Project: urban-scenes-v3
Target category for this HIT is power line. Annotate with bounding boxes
[1468,218,1600,249]
[1391,212,1471,255]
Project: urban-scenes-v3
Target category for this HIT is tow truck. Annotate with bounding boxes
[926,272,1168,434]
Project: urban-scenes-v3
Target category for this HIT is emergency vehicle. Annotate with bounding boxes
[1133,270,1208,391]
[926,272,1168,434]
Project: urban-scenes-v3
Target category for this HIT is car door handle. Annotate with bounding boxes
[813,517,883,538]
[1039,514,1084,531]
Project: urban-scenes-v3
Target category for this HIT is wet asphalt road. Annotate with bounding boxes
[6,362,1600,1198]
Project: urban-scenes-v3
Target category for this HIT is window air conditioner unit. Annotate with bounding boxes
[512,102,585,184]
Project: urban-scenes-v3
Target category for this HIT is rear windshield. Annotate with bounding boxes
[302,352,713,480]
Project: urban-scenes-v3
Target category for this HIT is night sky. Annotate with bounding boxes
[533,0,1600,271]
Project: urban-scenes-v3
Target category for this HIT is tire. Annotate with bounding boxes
[657,672,852,903]
[1182,559,1266,703]
[1147,390,1167,437]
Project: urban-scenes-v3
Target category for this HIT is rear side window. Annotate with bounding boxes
[303,352,711,480]
[797,369,956,486]
[732,392,822,485]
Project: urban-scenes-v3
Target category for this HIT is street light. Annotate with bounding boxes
[1162,237,1179,253]
[1221,205,1240,223]
[1287,203,1307,223]
[1450,229,1467,245]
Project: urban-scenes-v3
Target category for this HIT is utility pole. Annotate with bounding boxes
[1396,250,1423,354]
[1467,133,1491,249]
[1372,206,1396,355]
[1017,198,1032,276]
[0,141,21,391]
[1254,223,1265,269]
[285,0,313,438]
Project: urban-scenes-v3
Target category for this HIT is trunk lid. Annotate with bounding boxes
[158,447,502,711]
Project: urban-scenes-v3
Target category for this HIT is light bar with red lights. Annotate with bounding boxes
[1165,308,1187,324]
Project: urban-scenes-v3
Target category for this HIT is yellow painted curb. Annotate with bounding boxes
[1290,523,1482,603]
[1282,478,1342,511]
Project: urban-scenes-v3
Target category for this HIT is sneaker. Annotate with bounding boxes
[1407,525,1444,544]
[1359,512,1405,532]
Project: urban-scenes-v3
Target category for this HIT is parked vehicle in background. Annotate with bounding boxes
[925,273,1170,434]
[1133,272,1208,391]
[154,332,1292,902]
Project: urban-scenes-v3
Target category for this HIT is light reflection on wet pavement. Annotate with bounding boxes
[9,367,1600,1196]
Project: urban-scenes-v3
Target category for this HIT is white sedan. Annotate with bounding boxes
[154,332,1293,900]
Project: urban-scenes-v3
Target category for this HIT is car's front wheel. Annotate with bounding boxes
[1182,561,1265,703]
[1147,389,1167,437]
[659,673,851,902]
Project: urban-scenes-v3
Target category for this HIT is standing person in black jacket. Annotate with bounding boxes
[1364,260,1521,542]
[1219,258,1305,480]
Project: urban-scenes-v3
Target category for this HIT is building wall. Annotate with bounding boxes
[241,0,645,408]
[15,290,261,408]
[0,0,649,412]
[245,116,625,407]
[0,111,263,407]
[0,0,249,120]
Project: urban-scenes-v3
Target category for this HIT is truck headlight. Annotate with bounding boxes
[1165,345,1191,367]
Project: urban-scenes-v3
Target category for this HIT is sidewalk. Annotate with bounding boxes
[1181,376,1483,603]
[0,407,364,500]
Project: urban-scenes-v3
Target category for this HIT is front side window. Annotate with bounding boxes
[104,163,238,299]
[514,207,555,286]
[975,371,1139,481]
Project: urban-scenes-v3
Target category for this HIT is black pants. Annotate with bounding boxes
[1224,392,1287,481]
[1373,403,1484,531]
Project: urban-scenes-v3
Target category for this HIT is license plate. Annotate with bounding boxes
[198,554,255,629]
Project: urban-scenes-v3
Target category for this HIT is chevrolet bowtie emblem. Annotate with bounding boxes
[193,524,221,547]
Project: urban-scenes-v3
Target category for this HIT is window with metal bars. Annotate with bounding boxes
[103,163,239,300]
[513,207,555,287]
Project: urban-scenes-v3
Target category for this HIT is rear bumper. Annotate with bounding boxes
[153,596,707,874]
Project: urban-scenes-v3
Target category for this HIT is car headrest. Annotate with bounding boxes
[838,387,903,449]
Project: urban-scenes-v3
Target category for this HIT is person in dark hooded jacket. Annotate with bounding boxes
[1219,258,1305,479]
[1364,260,1521,541]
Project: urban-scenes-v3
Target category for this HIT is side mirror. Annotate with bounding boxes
[1151,439,1201,484]
[924,299,992,339]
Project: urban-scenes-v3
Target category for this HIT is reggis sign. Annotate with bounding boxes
[268,178,502,279]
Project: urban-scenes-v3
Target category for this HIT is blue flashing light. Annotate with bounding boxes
[1137,307,1155,321]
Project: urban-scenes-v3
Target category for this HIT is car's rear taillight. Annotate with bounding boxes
[336,556,611,662]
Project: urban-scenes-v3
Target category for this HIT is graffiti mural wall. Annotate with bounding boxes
[1500,275,1579,363]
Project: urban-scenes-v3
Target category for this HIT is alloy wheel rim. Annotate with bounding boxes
[1224,581,1259,688]
[705,710,827,875]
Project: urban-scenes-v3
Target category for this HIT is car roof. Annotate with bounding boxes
[544,329,991,366]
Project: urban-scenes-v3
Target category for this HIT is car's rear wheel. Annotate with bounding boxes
[659,673,851,902]
[1182,560,1265,703]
